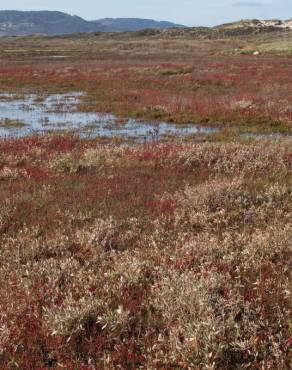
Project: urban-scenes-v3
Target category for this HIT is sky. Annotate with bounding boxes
[0,0,290,26]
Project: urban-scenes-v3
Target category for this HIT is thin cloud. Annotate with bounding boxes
[232,1,264,6]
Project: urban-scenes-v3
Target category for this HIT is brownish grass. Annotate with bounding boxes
[0,135,291,368]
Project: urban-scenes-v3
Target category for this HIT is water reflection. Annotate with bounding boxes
[0,92,218,141]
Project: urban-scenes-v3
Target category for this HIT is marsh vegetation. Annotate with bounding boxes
[0,30,291,369]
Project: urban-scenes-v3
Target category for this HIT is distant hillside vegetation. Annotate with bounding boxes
[93,18,185,32]
[215,19,292,30]
[0,11,185,36]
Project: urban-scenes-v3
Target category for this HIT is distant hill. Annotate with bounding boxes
[1,11,291,38]
[93,18,185,32]
[215,19,292,30]
[126,19,292,40]
[0,11,186,36]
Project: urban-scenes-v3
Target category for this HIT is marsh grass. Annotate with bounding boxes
[0,134,291,368]
[1,56,292,136]
[0,29,292,368]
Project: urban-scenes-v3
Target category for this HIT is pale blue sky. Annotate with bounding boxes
[0,1,290,26]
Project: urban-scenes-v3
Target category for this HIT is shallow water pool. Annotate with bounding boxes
[0,92,218,141]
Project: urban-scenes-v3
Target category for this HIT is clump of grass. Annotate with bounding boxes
[0,118,27,128]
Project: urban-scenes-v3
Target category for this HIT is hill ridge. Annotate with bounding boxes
[0,10,185,36]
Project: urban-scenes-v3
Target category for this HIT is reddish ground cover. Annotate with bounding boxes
[1,57,292,132]
[0,135,291,368]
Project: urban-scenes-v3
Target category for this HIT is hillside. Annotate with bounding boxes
[93,18,185,32]
[0,11,185,36]
[128,25,287,40]
[215,18,292,30]
[1,11,292,38]
[0,11,91,35]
